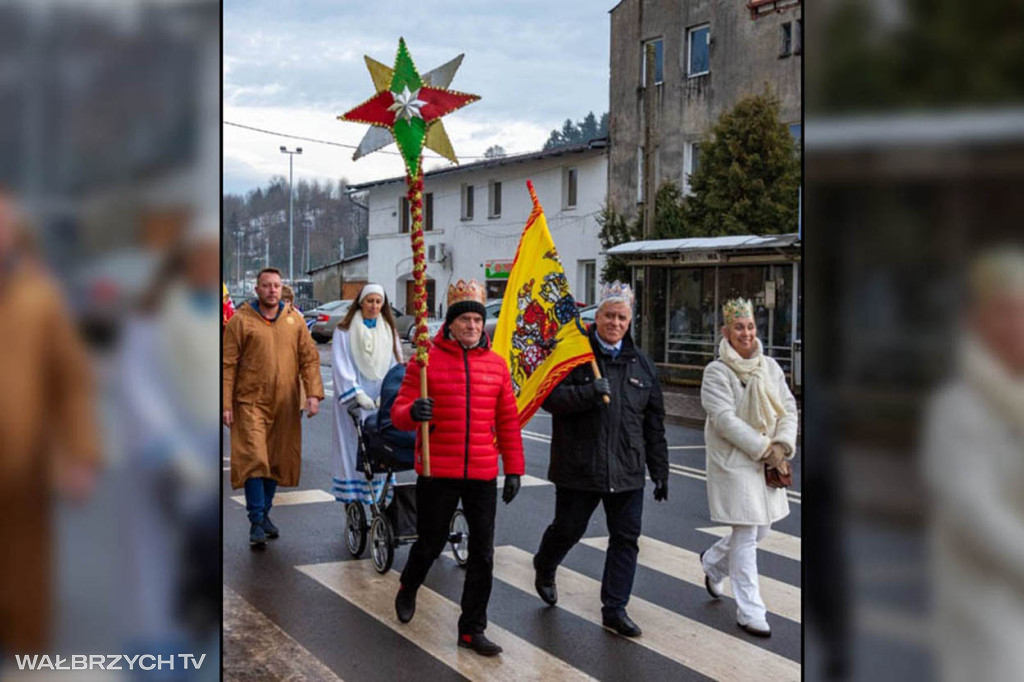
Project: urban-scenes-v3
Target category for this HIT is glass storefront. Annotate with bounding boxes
[635,261,800,375]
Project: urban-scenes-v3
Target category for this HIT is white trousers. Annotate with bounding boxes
[702,524,770,624]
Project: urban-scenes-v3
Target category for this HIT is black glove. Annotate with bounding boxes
[653,478,668,502]
[502,474,521,504]
[593,377,611,401]
[410,397,434,422]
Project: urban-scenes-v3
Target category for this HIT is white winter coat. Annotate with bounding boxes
[701,355,798,525]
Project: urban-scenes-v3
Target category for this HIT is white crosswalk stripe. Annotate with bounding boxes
[496,474,550,488]
[230,489,335,507]
[580,536,801,623]
[296,560,598,682]
[491,545,800,681]
[697,527,801,562]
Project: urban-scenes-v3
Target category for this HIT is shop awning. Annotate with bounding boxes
[605,233,799,257]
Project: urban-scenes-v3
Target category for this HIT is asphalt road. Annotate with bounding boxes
[222,346,804,681]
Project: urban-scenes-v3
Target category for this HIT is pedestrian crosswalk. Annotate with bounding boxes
[579,536,801,623]
[287,539,801,681]
[296,560,598,682]
[229,489,336,507]
[489,545,801,681]
[697,527,802,562]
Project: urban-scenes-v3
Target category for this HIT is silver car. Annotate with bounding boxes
[308,299,352,342]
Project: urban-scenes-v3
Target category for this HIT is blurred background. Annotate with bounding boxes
[0,0,219,679]
[804,0,1024,680]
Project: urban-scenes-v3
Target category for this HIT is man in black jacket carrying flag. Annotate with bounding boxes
[532,281,669,637]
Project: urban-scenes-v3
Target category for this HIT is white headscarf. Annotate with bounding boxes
[718,335,787,436]
[359,284,385,302]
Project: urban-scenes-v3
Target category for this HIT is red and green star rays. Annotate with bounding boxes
[339,38,479,177]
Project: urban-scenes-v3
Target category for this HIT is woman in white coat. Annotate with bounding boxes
[330,284,403,510]
[699,297,798,637]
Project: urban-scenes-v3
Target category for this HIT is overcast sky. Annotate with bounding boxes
[223,0,613,196]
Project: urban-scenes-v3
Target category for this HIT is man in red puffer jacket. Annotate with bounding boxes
[391,278,524,657]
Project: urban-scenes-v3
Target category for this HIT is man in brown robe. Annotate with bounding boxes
[0,190,99,654]
[222,267,323,548]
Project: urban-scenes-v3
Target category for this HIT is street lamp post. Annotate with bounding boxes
[279,145,303,282]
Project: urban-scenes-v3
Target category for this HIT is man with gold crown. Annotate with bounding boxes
[532,280,669,638]
[390,278,525,657]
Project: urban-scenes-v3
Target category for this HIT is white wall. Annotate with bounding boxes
[365,149,608,314]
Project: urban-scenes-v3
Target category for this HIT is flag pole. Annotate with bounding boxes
[408,169,431,475]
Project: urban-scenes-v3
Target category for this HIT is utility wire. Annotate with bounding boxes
[225,120,512,161]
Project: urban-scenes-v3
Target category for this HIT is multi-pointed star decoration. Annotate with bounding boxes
[339,38,479,177]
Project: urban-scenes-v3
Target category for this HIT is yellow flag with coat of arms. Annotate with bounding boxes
[492,181,595,427]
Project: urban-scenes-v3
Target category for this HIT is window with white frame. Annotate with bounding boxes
[780,22,793,57]
[488,180,501,218]
[687,24,710,77]
[461,183,474,220]
[400,193,432,232]
[684,142,701,195]
[578,260,596,305]
[640,38,664,86]
[563,167,578,209]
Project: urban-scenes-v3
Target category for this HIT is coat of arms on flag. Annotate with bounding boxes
[492,181,595,427]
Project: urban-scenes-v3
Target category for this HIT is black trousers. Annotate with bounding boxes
[399,476,497,635]
[534,486,644,618]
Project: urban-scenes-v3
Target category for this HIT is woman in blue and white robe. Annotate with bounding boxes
[330,284,403,506]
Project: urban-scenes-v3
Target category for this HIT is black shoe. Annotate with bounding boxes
[249,523,267,550]
[533,557,558,606]
[602,611,642,637]
[458,633,503,657]
[263,515,280,539]
[395,584,417,623]
[699,550,722,599]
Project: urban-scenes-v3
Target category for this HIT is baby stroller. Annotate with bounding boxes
[345,362,469,573]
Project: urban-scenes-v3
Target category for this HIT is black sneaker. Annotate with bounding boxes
[249,522,267,550]
[458,633,503,657]
[395,584,417,623]
[602,611,642,637]
[263,515,280,539]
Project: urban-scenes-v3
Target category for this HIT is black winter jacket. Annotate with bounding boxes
[542,325,669,492]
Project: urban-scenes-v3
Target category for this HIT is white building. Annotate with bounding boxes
[349,140,608,317]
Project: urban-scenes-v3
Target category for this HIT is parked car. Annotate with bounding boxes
[72,249,159,348]
[483,299,504,340]
[307,299,352,342]
[578,304,598,326]
[391,304,417,340]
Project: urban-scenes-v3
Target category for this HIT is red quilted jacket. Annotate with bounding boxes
[391,329,525,480]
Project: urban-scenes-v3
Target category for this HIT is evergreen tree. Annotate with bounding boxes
[597,202,640,283]
[684,91,799,236]
[543,111,610,150]
[484,145,506,159]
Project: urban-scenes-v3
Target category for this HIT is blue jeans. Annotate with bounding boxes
[243,477,278,525]
[534,486,644,618]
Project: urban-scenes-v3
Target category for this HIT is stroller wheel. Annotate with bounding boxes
[370,515,394,573]
[345,503,367,557]
[449,509,469,567]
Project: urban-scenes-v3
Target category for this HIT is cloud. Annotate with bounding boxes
[223,0,611,193]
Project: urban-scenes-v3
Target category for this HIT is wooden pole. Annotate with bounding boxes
[642,42,657,354]
[408,171,431,475]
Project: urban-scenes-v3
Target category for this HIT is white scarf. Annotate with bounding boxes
[718,336,786,436]
[348,310,395,381]
[961,332,1024,430]
[159,284,220,427]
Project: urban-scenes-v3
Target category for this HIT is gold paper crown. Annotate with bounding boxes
[722,298,754,324]
[447,278,486,307]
